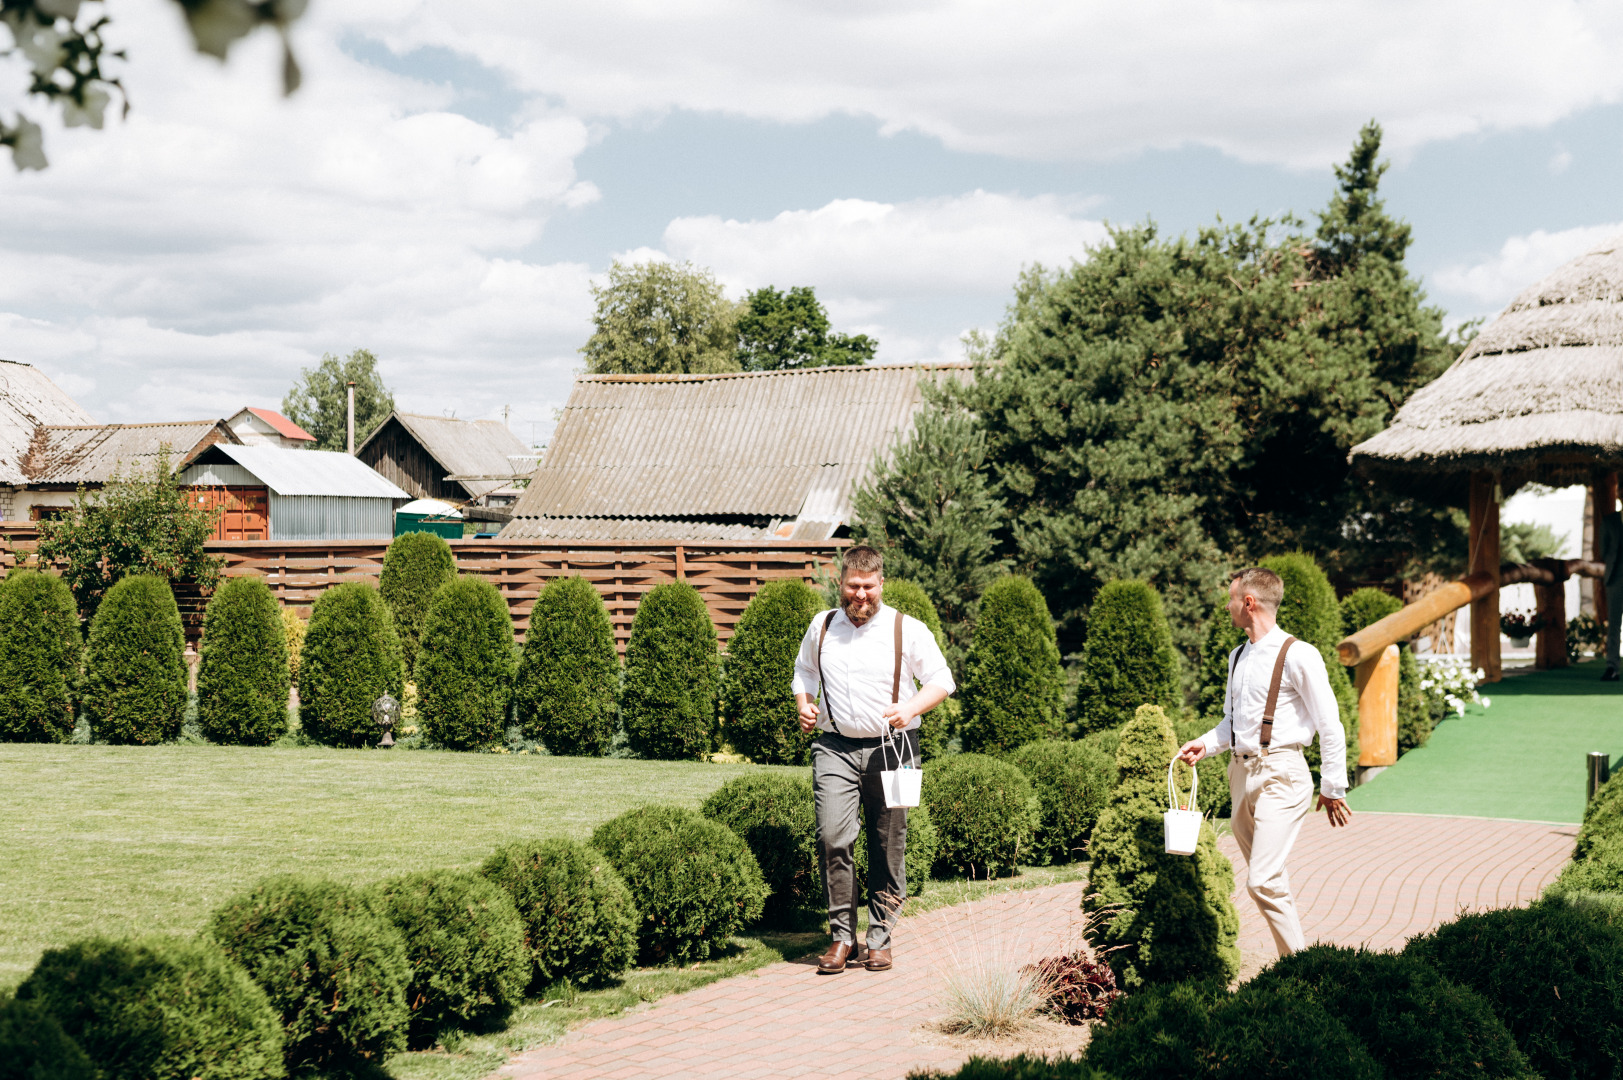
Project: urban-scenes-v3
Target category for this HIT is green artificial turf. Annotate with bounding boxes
[1348,659,1623,824]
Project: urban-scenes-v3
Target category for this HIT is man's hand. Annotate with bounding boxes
[1317,794,1352,828]
[798,699,820,733]
[880,701,915,730]
[1176,739,1207,766]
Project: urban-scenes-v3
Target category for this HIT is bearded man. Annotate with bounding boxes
[792,545,954,974]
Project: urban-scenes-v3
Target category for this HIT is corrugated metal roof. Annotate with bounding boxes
[506,364,967,525]
[22,420,233,485]
[502,515,774,541]
[204,444,409,498]
[359,412,533,499]
[0,360,95,485]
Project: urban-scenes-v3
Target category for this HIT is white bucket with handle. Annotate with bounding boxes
[1164,756,1203,855]
[880,730,922,808]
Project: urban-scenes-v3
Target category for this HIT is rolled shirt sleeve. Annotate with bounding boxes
[1297,646,1349,800]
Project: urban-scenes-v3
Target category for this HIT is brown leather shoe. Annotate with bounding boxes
[816,942,852,974]
[864,948,893,971]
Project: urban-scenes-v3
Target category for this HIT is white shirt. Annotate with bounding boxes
[791,603,955,738]
[1200,625,1349,800]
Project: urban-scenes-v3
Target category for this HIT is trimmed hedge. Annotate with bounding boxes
[372,870,529,1043]
[922,753,1035,877]
[480,838,638,988]
[1547,765,1623,896]
[298,582,405,748]
[1010,739,1113,865]
[208,874,410,1072]
[1085,705,1239,989]
[882,578,962,761]
[1074,579,1182,736]
[1340,587,1432,754]
[620,582,720,760]
[379,531,457,678]
[197,576,290,746]
[281,607,306,687]
[719,579,823,765]
[417,576,516,750]
[591,805,767,963]
[0,994,94,1080]
[1339,586,1400,640]
[854,802,939,898]
[701,772,819,916]
[959,576,1063,754]
[16,935,284,1080]
[82,574,187,745]
[910,1055,1116,1079]
[1405,900,1623,1080]
[0,570,82,744]
[513,576,620,756]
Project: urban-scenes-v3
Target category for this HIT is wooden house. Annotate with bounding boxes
[179,444,408,541]
[356,412,534,522]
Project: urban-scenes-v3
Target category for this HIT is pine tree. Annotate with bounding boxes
[513,576,620,756]
[719,578,823,765]
[959,575,1063,754]
[1074,579,1182,735]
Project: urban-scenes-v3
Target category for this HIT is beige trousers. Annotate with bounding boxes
[1228,747,1313,955]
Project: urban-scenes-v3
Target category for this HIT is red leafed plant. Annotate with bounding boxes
[1022,950,1123,1023]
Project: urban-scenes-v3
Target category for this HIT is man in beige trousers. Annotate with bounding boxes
[1178,567,1352,955]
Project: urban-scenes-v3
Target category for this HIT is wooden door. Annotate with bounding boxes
[191,486,269,541]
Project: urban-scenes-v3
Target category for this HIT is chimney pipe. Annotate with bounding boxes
[346,381,356,454]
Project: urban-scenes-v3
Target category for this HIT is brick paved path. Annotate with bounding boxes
[499,812,1577,1080]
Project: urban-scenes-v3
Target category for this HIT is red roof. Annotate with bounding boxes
[245,407,315,442]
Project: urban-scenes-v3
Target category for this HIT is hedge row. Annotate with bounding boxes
[1546,770,1623,896]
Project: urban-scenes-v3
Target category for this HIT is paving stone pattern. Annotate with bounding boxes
[499,813,1577,1080]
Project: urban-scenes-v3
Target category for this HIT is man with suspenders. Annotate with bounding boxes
[1177,567,1352,956]
[792,545,955,975]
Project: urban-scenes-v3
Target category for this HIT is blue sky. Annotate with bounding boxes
[1,1,1620,446]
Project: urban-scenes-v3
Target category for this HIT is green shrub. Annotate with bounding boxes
[372,870,528,1044]
[591,805,768,963]
[0,994,94,1080]
[1195,602,1246,720]
[1085,705,1239,989]
[0,570,82,744]
[1338,587,1401,638]
[280,607,305,686]
[417,576,516,750]
[513,576,619,756]
[1247,945,1533,1080]
[298,582,405,748]
[719,579,823,765]
[1260,554,1359,772]
[480,838,638,988]
[197,576,290,746]
[208,874,409,1072]
[620,582,719,760]
[960,576,1063,753]
[883,578,963,761]
[1074,580,1181,736]
[1173,714,1230,820]
[701,772,819,916]
[1340,587,1433,754]
[1010,740,1113,865]
[854,802,938,897]
[1548,769,1623,896]
[1558,890,1623,929]
[16,935,283,1080]
[1084,978,1226,1077]
[922,753,1036,877]
[910,1054,1116,1079]
[379,531,457,677]
[82,574,187,745]
[1405,901,1623,1080]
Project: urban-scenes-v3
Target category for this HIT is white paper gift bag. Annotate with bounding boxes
[1164,756,1203,855]
[881,730,922,808]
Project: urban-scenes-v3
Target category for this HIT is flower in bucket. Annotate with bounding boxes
[1499,610,1546,641]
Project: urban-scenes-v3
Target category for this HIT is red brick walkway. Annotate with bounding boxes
[498,812,1577,1080]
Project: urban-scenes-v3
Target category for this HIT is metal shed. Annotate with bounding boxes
[180,444,408,541]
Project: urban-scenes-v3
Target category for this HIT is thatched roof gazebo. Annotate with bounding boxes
[1349,231,1623,682]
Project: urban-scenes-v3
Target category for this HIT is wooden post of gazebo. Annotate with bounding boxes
[1593,469,1617,629]
[1468,471,1501,682]
[1532,557,1569,670]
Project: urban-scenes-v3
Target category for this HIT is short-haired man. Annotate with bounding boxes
[793,545,954,974]
[1178,567,1352,956]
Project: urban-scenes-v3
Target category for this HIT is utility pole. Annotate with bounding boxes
[346,381,356,454]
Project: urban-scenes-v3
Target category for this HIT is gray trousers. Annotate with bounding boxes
[811,729,916,949]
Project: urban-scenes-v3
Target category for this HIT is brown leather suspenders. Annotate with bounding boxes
[1259,636,1296,755]
[816,609,905,734]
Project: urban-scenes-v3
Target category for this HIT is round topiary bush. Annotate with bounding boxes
[379,531,457,677]
[701,772,819,916]
[854,801,939,898]
[371,870,528,1044]
[15,935,284,1080]
[1549,771,1623,895]
[82,574,187,745]
[512,576,620,756]
[208,874,409,1072]
[915,1055,1116,1080]
[922,753,1036,877]
[197,576,290,746]
[0,993,96,1080]
[0,570,83,744]
[480,837,638,989]
[1339,586,1400,637]
[1009,739,1113,865]
[880,578,962,761]
[416,576,516,751]
[959,576,1063,754]
[281,607,306,687]
[298,582,405,748]
[1246,944,1533,1080]
[620,582,719,761]
[1074,579,1182,736]
[1082,977,1226,1077]
[719,579,824,765]
[1085,704,1239,989]
[1405,901,1623,1080]
[591,805,768,963]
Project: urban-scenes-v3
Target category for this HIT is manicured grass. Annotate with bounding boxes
[1348,658,1623,823]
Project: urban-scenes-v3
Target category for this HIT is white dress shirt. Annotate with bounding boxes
[1200,625,1349,800]
[791,603,955,738]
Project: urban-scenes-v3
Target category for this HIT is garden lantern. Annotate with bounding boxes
[373,693,399,748]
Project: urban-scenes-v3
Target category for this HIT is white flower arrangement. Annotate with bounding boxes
[1417,655,1491,717]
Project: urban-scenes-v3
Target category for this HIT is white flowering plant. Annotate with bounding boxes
[1416,656,1492,718]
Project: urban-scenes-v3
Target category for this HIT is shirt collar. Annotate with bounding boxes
[1257,624,1288,646]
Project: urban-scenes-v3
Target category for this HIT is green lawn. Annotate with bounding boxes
[1348,658,1623,823]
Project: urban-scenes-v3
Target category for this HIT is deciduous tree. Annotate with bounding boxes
[736,285,876,370]
[282,348,396,452]
[581,261,740,375]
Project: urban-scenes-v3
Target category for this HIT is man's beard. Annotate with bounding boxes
[843,595,879,623]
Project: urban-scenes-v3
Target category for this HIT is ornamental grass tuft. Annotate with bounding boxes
[0,570,82,744]
[197,576,290,745]
[620,581,719,760]
[297,581,405,748]
[82,574,187,745]
[416,575,516,750]
[512,575,620,756]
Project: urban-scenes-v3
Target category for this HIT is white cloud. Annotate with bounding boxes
[1432,223,1623,310]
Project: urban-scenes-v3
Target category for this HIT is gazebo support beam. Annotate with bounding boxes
[1593,469,1618,629]
[1468,471,1501,682]
[1533,557,1569,670]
